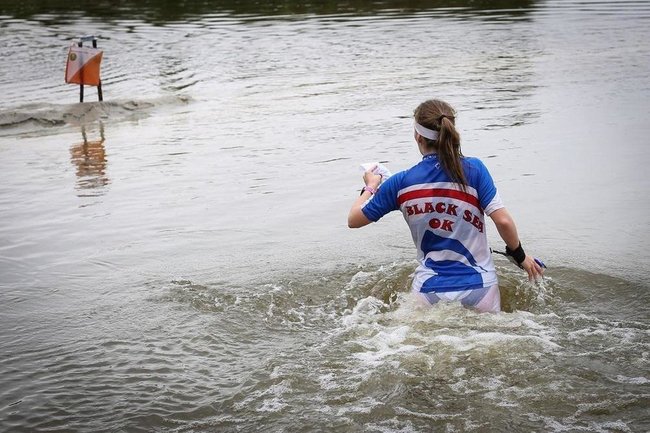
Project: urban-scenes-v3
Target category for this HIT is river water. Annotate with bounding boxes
[1,0,649,432]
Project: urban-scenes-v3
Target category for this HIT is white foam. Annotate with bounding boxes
[335,396,382,416]
[232,380,292,413]
[341,296,386,327]
[345,270,374,289]
[363,419,420,433]
[614,375,649,385]
[257,397,287,412]
[430,331,561,352]
[528,405,635,433]
[317,373,338,390]
[335,287,563,382]
[394,406,461,421]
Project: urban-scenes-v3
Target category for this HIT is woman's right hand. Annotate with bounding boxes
[363,167,382,189]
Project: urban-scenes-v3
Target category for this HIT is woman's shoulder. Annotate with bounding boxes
[462,156,490,171]
[461,156,493,184]
[462,155,485,165]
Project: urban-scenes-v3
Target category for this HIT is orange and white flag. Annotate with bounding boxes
[65,45,103,86]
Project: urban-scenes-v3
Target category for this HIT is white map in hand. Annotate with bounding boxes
[360,162,392,184]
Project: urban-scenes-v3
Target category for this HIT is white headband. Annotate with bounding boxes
[414,121,438,141]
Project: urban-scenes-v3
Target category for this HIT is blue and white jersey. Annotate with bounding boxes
[362,154,504,293]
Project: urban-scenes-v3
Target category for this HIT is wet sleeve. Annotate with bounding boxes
[361,172,402,222]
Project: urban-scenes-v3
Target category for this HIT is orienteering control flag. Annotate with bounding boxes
[65,45,103,86]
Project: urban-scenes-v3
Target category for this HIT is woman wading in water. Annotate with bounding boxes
[348,99,544,313]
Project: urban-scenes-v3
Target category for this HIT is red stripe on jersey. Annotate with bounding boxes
[398,188,481,210]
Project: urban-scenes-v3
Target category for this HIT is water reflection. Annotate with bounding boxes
[1,0,538,23]
[69,122,109,196]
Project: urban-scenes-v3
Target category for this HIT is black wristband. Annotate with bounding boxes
[505,242,526,265]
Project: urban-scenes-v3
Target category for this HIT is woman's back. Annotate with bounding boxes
[363,154,502,292]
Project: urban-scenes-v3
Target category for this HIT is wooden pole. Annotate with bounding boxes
[93,38,103,102]
[78,40,84,103]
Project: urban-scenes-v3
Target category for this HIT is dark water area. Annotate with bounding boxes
[1,0,649,432]
[2,0,538,22]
